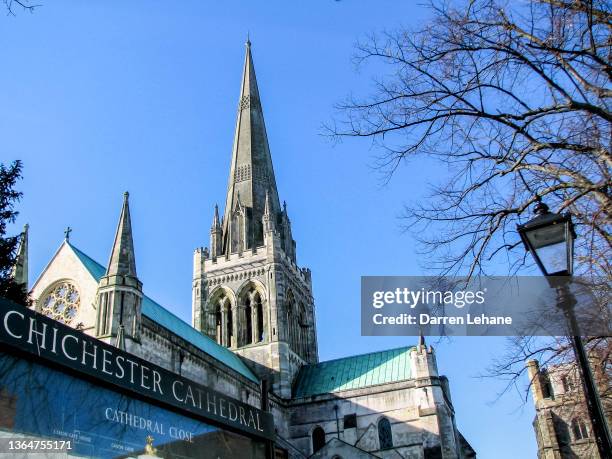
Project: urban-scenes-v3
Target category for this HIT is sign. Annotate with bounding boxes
[0,298,275,441]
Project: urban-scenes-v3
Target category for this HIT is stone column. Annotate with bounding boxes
[229,303,237,348]
[221,305,228,347]
[251,304,258,343]
[237,303,248,347]
[267,266,280,343]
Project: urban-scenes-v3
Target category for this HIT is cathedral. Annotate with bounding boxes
[22,41,476,458]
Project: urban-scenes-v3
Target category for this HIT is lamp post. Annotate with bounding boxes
[517,200,612,458]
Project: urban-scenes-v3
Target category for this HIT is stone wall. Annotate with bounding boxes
[288,378,463,458]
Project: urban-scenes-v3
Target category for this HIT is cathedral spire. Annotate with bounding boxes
[107,191,137,277]
[222,40,282,250]
[12,223,28,289]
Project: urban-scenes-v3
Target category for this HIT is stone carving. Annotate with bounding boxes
[238,94,261,111]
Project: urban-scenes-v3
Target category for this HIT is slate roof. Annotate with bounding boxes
[293,346,415,398]
[67,242,258,383]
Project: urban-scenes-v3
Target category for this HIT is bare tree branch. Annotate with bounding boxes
[3,0,40,16]
[327,0,611,397]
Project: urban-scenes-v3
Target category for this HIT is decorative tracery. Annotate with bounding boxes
[41,281,80,324]
[239,285,265,346]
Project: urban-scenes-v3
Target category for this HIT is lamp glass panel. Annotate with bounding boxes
[525,222,566,249]
[534,241,568,275]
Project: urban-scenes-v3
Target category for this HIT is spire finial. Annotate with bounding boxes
[115,324,126,350]
[246,32,251,47]
[12,223,29,289]
[212,204,221,228]
[106,192,137,277]
[264,190,271,216]
[64,226,72,241]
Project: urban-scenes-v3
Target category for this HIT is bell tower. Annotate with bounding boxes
[192,40,318,397]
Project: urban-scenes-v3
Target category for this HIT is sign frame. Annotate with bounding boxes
[0,298,275,442]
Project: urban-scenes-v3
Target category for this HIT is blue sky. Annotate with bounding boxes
[1,1,537,457]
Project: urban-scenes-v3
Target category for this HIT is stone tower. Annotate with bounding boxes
[192,40,318,397]
[95,192,143,350]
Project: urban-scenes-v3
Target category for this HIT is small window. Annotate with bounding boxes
[541,370,553,399]
[312,426,325,453]
[343,413,357,429]
[572,418,589,440]
[561,375,575,393]
[378,417,393,450]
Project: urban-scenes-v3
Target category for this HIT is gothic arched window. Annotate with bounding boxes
[312,426,325,453]
[239,286,266,347]
[42,281,80,325]
[378,417,393,450]
[210,289,235,348]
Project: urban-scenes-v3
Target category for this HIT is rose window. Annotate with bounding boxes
[41,282,80,324]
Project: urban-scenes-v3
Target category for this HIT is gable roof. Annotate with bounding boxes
[293,346,414,398]
[67,243,258,383]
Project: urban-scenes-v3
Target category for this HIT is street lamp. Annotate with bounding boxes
[517,200,575,279]
[517,199,612,459]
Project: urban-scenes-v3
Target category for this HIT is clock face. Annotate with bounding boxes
[42,281,80,324]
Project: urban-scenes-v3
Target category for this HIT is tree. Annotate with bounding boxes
[3,0,40,16]
[329,0,610,397]
[0,160,28,305]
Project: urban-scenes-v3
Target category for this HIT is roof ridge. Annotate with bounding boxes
[313,345,415,367]
[293,345,415,398]
[68,242,103,268]
[69,243,193,322]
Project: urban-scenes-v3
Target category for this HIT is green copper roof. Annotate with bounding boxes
[293,346,415,398]
[70,244,107,280]
[67,243,258,383]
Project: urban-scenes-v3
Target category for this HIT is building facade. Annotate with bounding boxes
[22,41,476,459]
[527,359,611,459]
